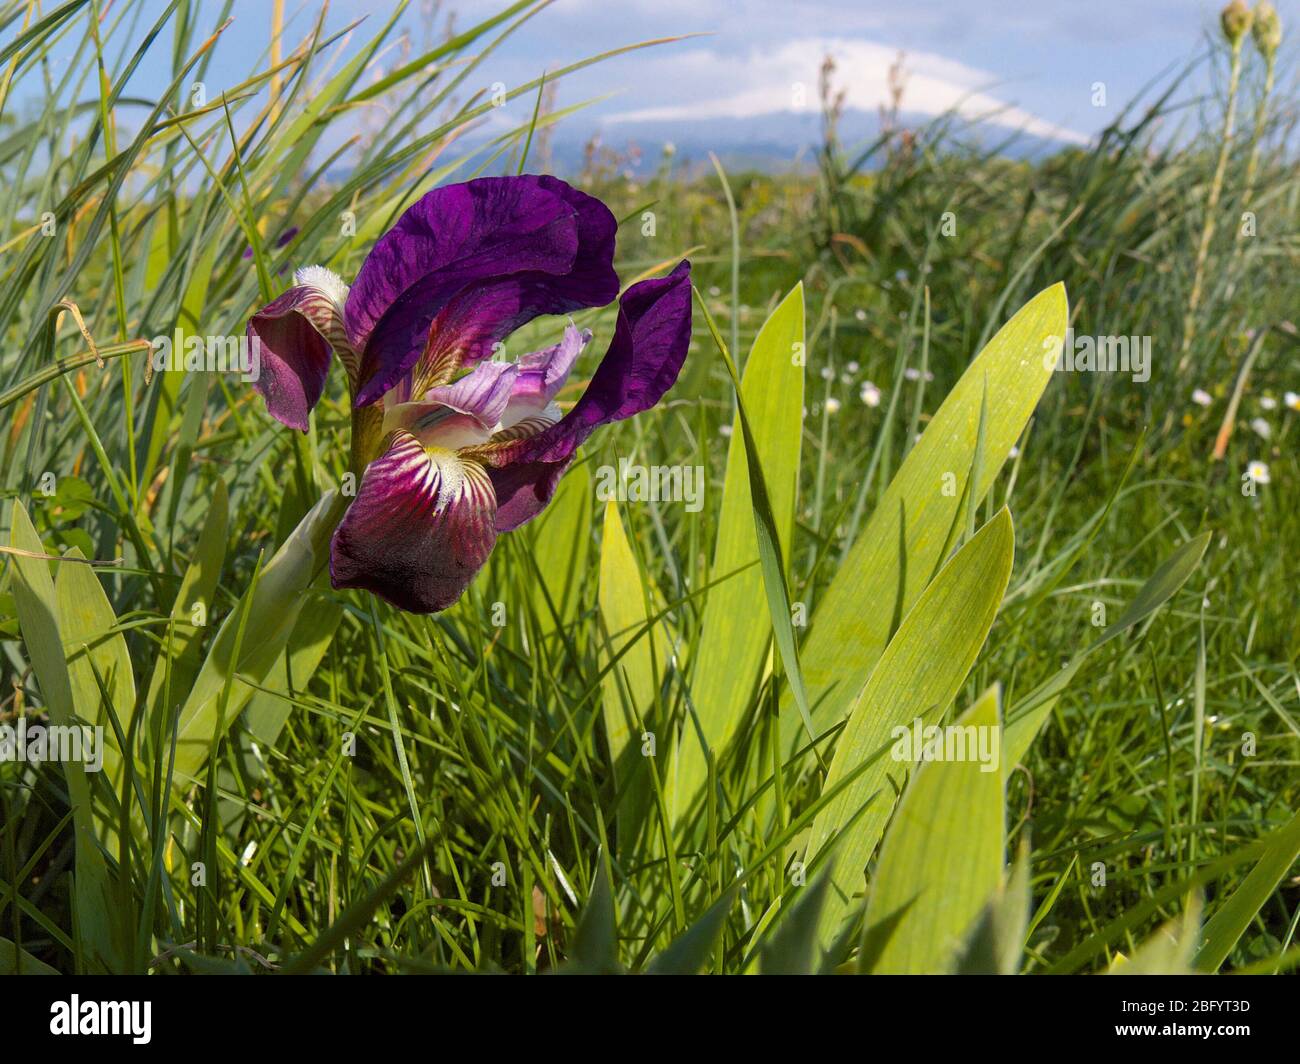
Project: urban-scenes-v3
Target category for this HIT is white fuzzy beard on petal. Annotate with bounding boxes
[293,264,350,308]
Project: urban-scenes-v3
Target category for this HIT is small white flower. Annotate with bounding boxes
[1285,391,1300,411]
[663,141,676,156]
[820,366,835,381]
[1250,417,1272,440]
[1191,388,1213,407]
[860,382,881,407]
[846,360,860,374]
[854,308,867,322]
[1008,445,1020,459]
[719,423,733,438]
[1260,395,1278,410]
[708,285,721,297]
[1247,460,1270,484]
[825,397,842,415]
[840,373,853,385]
[904,367,920,381]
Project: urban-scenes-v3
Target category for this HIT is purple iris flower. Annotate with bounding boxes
[245,175,692,613]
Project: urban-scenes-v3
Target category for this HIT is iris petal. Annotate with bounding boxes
[382,360,519,450]
[468,261,692,532]
[245,267,352,431]
[329,431,498,613]
[503,322,590,424]
[347,176,618,408]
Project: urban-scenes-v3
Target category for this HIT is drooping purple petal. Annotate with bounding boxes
[329,432,497,613]
[468,261,692,532]
[511,261,692,466]
[488,458,573,533]
[245,268,351,431]
[347,176,618,407]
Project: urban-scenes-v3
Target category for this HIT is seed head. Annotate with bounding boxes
[1252,1,1282,58]
[1221,0,1253,43]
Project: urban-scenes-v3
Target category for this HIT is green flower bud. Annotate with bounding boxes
[1252,1,1282,57]
[1221,0,1253,43]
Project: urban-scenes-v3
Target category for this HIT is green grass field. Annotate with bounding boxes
[1,0,1297,976]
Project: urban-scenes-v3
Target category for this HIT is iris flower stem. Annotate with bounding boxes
[1225,49,1276,302]
[1178,35,1245,372]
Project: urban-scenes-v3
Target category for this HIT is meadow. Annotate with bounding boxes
[0,0,1297,976]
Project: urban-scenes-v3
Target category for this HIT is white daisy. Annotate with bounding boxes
[825,397,842,415]
[860,382,881,407]
[1247,460,1270,484]
[820,366,834,381]
[1285,391,1300,411]
[1191,388,1213,407]
[1250,417,1272,440]
[846,360,860,374]
[1260,395,1278,410]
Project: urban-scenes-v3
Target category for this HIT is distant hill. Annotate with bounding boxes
[528,107,1088,176]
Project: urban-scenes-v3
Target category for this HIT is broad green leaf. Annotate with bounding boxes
[598,501,668,842]
[863,685,1005,973]
[1194,807,1300,971]
[243,581,345,748]
[56,547,136,790]
[568,859,620,974]
[7,500,118,972]
[760,870,833,975]
[954,837,1031,975]
[0,937,60,975]
[696,290,818,766]
[673,283,804,827]
[646,886,737,974]
[171,489,344,786]
[781,284,1066,756]
[1002,530,1212,770]
[804,507,1016,952]
[530,461,591,636]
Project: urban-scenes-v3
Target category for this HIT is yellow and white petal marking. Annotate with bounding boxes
[330,430,498,613]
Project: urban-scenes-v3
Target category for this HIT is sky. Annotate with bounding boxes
[13,0,1298,164]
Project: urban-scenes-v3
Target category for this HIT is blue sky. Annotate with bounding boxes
[16,0,1297,158]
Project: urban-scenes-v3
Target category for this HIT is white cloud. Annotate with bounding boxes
[603,37,1090,145]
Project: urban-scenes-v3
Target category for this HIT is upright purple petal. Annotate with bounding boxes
[507,322,590,417]
[246,268,351,431]
[514,261,693,466]
[469,261,692,532]
[425,360,519,428]
[347,176,618,407]
[330,432,497,613]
